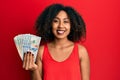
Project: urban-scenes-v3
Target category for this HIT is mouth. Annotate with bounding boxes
[57,30,65,34]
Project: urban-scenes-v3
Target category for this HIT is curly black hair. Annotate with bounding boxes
[35,4,86,43]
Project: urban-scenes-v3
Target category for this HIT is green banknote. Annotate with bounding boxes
[14,34,41,62]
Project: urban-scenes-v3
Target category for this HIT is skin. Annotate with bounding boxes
[23,10,90,80]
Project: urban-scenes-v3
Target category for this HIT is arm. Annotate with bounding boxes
[23,46,44,80]
[78,45,90,80]
[31,55,42,80]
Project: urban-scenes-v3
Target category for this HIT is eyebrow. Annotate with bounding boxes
[54,17,69,20]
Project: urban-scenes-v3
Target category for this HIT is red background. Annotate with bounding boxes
[0,0,120,80]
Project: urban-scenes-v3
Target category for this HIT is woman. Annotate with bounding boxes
[23,4,90,80]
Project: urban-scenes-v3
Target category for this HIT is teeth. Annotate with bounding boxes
[57,30,65,34]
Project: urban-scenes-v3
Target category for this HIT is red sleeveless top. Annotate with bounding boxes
[42,43,81,80]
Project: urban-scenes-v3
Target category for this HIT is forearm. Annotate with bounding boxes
[31,70,42,80]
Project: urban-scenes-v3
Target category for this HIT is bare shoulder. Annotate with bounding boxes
[78,44,89,60]
[37,45,44,60]
[78,44,90,80]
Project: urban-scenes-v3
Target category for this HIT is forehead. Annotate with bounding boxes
[55,10,69,19]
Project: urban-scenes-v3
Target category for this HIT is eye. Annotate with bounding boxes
[53,19,59,23]
[64,20,70,23]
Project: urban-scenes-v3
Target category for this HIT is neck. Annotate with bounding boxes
[51,38,73,48]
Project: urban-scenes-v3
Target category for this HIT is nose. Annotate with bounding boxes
[58,21,64,28]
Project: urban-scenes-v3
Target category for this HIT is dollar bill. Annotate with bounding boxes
[14,34,23,60]
[22,34,31,54]
[14,34,41,62]
[30,34,41,61]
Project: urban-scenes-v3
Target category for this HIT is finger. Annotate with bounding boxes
[23,53,26,68]
[25,52,30,70]
[32,54,34,65]
[32,54,37,70]
[29,52,32,69]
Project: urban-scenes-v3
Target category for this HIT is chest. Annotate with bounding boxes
[48,46,74,62]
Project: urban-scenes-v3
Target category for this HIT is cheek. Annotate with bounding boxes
[66,24,71,31]
[52,23,58,29]
[52,25,57,33]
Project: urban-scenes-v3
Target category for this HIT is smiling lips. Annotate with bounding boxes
[57,30,65,34]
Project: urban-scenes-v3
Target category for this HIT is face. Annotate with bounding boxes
[52,10,71,40]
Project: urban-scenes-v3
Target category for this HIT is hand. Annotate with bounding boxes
[23,52,38,71]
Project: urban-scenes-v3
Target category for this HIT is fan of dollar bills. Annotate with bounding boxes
[14,34,41,62]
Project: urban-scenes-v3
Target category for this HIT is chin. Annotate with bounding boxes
[55,35,68,39]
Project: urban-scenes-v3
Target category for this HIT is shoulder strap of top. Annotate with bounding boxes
[42,44,48,61]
